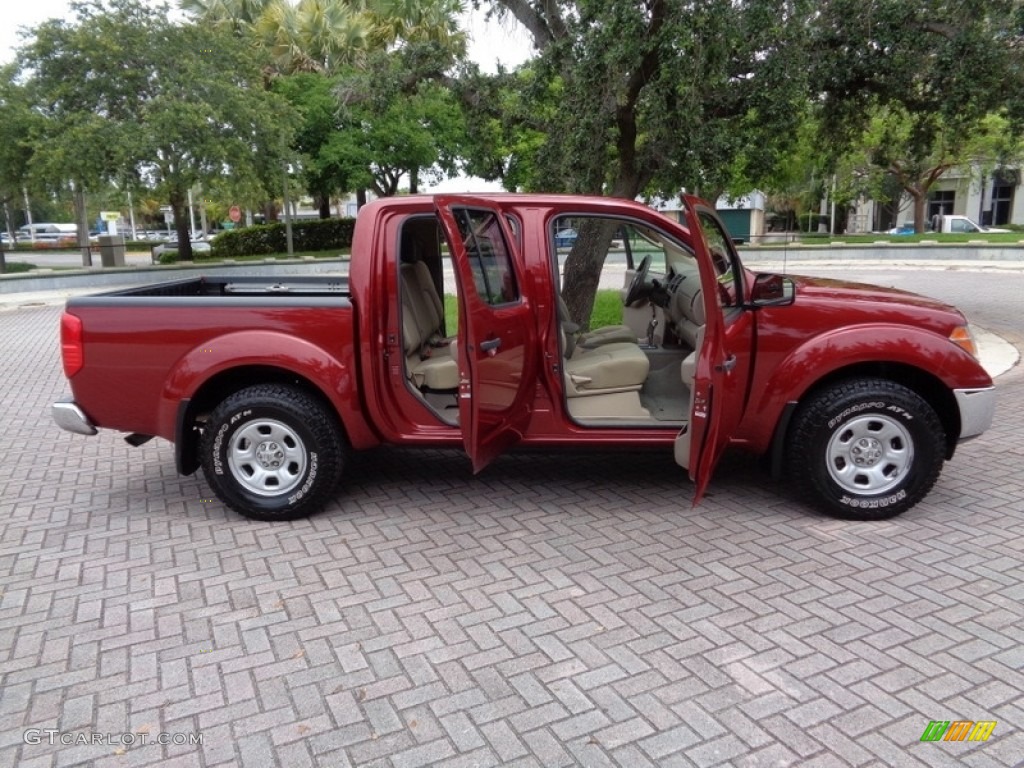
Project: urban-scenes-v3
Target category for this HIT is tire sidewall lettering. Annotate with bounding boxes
[839,489,907,508]
[287,452,318,505]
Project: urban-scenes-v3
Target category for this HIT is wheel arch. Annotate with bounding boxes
[176,365,347,476]
[769,361,960,479]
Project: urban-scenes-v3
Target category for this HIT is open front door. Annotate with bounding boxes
[435,197,538,473]
[676,196,749,504]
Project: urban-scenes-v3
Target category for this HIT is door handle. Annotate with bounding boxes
[479,338,502,355]
[716,354,736,373]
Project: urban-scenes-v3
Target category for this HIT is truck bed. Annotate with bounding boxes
[74,275,350,302]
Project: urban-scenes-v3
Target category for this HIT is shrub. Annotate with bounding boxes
[1,261,38,274]
[158,250,179,264]
[210,218,356,258]
[798,213,828,233]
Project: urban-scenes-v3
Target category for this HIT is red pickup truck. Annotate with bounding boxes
[53,195,995,521]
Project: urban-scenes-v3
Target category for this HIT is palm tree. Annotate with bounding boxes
[178,0,276,32]
[254,0,373,74]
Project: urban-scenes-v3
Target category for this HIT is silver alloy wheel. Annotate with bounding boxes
[826,414,914,495]
[227,418,307,497]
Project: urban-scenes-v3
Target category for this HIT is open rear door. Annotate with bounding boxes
[676,196,742,504]
[435,197,538,473]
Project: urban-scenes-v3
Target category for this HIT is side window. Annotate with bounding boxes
[553,216,669,274]
[622,224,667,274]
[697,211,741,308]
[455,208,520,305]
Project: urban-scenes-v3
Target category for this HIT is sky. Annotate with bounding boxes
[0,1,534,71]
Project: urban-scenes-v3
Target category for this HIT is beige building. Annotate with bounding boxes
[848,166,1023,233]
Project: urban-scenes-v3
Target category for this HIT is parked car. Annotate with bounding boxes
[885,223,917,235]
[554,227,578,248]
[54,194,995,523]
[151,240,212,260]
[931,215,1010,234]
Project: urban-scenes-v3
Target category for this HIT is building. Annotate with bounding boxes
[848,166,1023,233]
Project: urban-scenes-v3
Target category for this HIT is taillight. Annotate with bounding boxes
[61,312,84,378]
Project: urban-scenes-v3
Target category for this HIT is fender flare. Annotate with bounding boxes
[752,323,989,453]
[159,330,376,473]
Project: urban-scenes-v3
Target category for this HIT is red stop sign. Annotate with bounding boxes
[229,206,241,223]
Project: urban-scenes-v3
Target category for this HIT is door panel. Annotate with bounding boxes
[434,198,538,472]
[674,197,754,503]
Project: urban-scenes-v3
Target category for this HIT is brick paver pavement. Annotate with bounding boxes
[1,276,1022,767]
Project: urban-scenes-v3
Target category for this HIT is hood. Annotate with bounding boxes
[783,274,967,337]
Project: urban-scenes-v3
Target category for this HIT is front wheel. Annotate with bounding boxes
[786,378,946,520]
[200,384,346,521]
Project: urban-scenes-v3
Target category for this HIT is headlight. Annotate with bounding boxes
[949,325,978,359]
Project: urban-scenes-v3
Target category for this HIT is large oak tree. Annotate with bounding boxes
[21,0,295,260]
[481,0,814,326]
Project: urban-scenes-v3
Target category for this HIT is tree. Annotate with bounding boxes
[0,65,41,258]
[483,0,814,326]
[846,107,1024,231]
[21,0,296,260]
[810,0,1024,230]
[328,44,466,198]
[184,0,467,211]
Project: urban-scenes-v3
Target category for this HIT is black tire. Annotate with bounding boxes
[200,384,346,521]
[786,378,945,520]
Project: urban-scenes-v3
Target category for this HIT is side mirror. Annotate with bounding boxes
[750,273,795,307]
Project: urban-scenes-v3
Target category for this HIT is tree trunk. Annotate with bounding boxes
[561,218,622,330]
[263,201,279,222]
[356,189,367,209]
[316,194,331,219]
[409,166,419,194]
[911,190,927,233]
[561,171,645,329]
[169,188,193,261]
[71,185,92,267]
[0,199,12,273]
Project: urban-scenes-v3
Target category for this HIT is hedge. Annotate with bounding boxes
[209,218,356,258]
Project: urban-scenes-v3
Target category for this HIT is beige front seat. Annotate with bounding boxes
[562,329,651,420]
[557,294,637,354]
[563,341,650,395]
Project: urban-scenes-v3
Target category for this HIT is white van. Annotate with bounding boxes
[17,223,79,242]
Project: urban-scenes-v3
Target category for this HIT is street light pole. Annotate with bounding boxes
[283,163,294,258]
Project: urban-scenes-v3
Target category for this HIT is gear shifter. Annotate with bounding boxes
[646,312,659,347]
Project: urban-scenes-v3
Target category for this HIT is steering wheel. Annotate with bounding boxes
[624,254,652,306]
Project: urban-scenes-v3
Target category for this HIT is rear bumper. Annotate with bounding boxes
[954,386,996,440]
[52,398,98,436]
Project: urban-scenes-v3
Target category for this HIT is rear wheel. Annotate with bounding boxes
[200,384,346,521]
[786,378,945,520]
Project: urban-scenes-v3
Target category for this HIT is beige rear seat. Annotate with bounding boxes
[401,262,459,391]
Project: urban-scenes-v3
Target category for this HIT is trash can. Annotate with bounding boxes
[98,235,126,267]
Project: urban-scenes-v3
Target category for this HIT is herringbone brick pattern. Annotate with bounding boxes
[2,301,1021,768]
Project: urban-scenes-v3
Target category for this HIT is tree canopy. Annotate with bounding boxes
[474,0,814,323]
[19,0,296,259]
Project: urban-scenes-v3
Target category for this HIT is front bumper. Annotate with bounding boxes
[52,398,97,436]
[954,386,996,440]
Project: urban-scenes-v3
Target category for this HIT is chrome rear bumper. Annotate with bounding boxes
[954,386,996,440]
[52,398,97,436]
